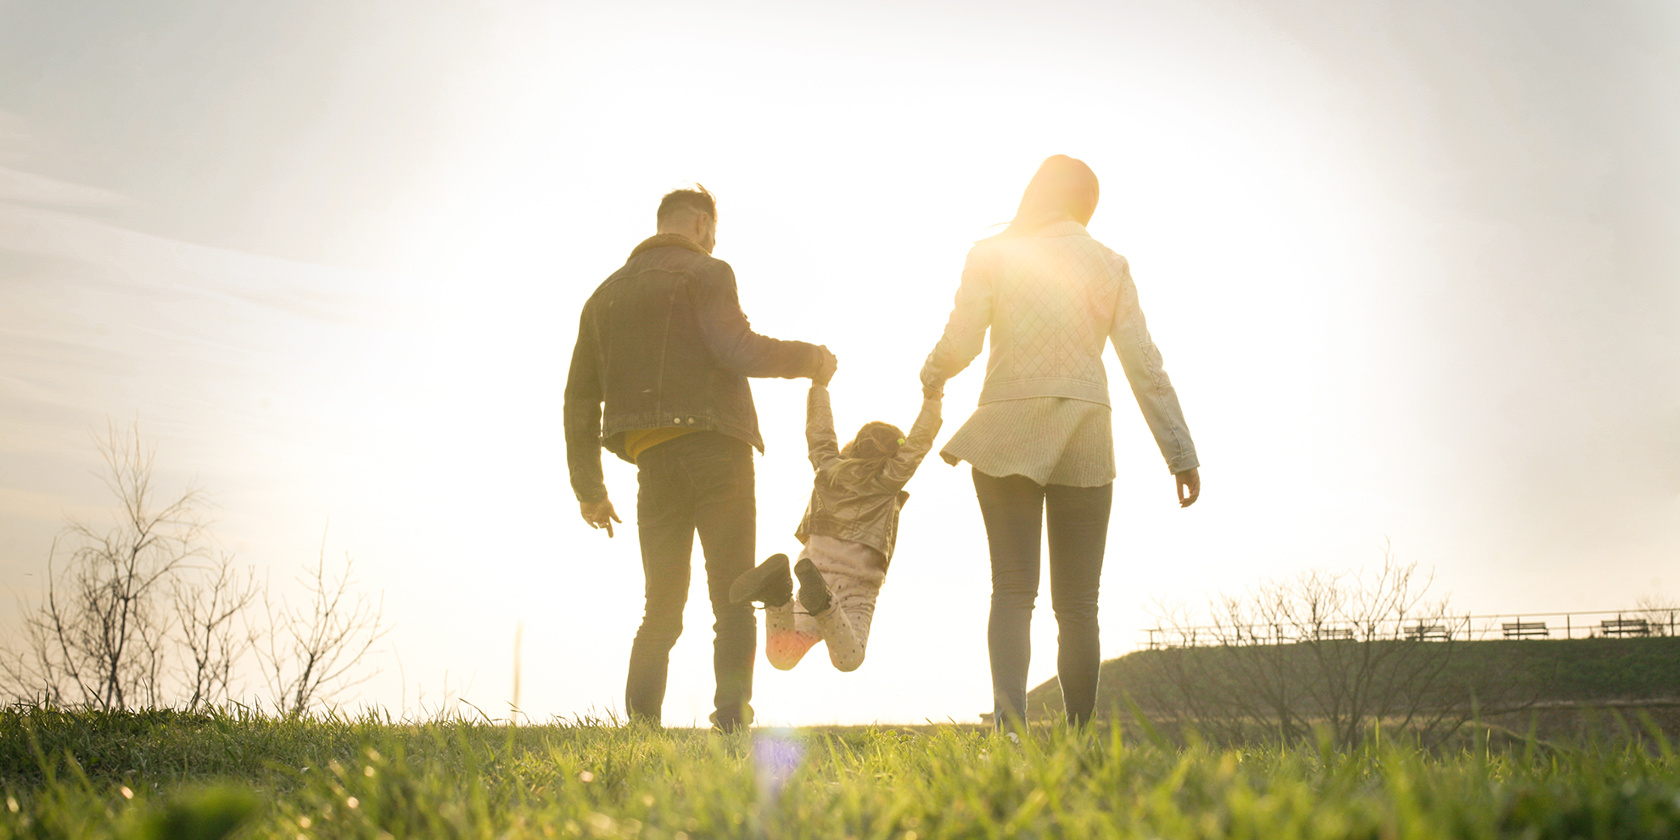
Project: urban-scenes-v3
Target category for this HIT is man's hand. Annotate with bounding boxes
[580,497,621,537]
[1175,468,1200,508]
[814,345,839,386]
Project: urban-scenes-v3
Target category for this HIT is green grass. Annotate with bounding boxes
[3,707,1680,839]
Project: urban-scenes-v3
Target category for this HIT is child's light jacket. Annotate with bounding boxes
[795,385,942,566]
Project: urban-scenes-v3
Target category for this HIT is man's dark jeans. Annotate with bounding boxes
[627,432,757,729]
[973,469,1113,727]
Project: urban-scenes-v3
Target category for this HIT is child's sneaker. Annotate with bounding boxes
[794,558,832,615]
[731,554,792,607]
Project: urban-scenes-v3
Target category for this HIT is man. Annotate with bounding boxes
[564,186,837,731]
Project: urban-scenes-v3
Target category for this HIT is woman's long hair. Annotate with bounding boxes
[1001,155,1099,237]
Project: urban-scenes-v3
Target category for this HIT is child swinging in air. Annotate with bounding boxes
[730,377,942,671]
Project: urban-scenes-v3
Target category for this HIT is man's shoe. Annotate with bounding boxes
[794,558,832,615]
[731,554,792,606]
[708,704,754,734]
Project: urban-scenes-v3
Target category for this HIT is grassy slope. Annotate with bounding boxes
[1027,636,1680,722]
[4,709,1680,839]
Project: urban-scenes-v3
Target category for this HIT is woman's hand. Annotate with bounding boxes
[1175,468,1200,508]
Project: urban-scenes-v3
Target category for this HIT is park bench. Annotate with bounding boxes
[1600,618,1650,637]
[1311,627,1355,641]
[1502,621,1548,639]
[1406,623,1450,641]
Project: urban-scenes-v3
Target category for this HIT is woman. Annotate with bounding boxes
[921,155,1201,727]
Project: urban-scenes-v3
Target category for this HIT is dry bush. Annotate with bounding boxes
[1140,546,1512,748]
[2,423,387,714]
[1635,594,1679,637]
[2,425,208,709]
[259,536,389,717]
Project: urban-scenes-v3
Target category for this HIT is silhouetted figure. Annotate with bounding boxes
[921,156,1201,728]
[564,186,837,731]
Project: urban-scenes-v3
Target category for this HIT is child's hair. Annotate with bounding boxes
[840,421,905,461]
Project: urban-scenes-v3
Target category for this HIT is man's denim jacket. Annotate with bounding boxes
[565,234,822,503]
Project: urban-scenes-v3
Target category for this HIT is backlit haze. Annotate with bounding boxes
[2,1,1676,725]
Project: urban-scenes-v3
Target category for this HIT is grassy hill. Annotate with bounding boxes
[1024,636,1680,739]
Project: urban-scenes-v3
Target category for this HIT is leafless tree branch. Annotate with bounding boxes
[258,528,389,717]
[3,423,206,709]
[2,423,391,716]
[1141,544,1498,748]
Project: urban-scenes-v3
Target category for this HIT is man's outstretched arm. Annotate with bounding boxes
[691,261,832,380]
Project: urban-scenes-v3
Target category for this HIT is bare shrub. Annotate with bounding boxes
[172,552,259,709]
[1141,546,1493,748]
[2,423,389,715]
[1635,594,1679,637]
[2,425,208,709]
[259,534,389,716]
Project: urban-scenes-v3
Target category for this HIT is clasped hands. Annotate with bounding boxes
[580,354,1199,537]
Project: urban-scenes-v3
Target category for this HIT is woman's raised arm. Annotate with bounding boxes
[920,248,995,391]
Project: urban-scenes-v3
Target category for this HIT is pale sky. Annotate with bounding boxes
[1,0,1676,725]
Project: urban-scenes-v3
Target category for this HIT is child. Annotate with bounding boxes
[730,379,942,671]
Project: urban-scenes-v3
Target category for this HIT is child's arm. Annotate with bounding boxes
[806,383,842,473]
[881,390,943,488]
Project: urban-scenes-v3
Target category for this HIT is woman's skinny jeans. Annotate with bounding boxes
[973,469,1113,727]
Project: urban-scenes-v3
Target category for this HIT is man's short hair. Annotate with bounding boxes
[656,185,717,227]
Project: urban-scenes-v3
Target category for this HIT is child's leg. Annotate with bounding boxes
[813,577,885,671]
[764,600,820,670]
[805,539,888,672]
